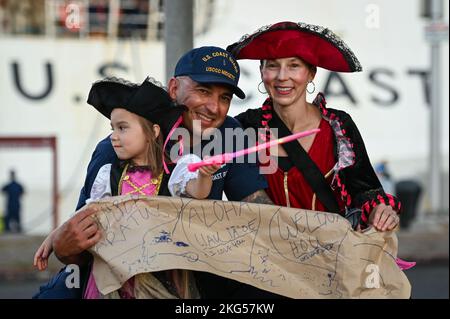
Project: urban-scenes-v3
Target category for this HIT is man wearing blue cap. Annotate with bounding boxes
[169,46,246,139]
[34,46,276,299]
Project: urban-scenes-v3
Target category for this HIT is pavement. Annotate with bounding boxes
[397,214,449,262]
[0,233,64,282]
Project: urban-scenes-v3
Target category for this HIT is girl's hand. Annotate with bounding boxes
[198,164,221,177]
[198,156,221,177]
[33,236,54,271]
[369,203,400,231]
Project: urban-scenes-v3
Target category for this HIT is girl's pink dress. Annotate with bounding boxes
[84,168,159,299]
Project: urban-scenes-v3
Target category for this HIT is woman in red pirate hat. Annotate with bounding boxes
[228,21,401,231]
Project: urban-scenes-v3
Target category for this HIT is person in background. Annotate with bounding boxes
[375,160,395,195]
[2,169,25,233]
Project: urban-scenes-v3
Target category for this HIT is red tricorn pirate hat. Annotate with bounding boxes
[227,21,362,73]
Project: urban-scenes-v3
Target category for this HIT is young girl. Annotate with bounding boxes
[33,76,220,298]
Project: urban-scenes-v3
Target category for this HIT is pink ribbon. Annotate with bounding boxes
[163,116,184,174]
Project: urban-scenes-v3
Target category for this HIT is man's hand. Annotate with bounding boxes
[53,205,102,264]
[368,203,400,231]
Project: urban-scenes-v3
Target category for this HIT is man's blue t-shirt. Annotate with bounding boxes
[76,116,267,209]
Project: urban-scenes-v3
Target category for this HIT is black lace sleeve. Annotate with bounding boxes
[341,113,401,226]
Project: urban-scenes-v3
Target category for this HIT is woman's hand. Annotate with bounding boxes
[368,203,400,231]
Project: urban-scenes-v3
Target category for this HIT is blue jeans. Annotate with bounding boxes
[32,265,89,299]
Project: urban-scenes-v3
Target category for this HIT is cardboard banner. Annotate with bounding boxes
[88,195,411,298]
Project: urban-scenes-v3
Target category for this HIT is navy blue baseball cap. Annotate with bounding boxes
[174,46,246,99]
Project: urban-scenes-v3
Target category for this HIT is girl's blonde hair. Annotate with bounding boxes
[136,116,165,176]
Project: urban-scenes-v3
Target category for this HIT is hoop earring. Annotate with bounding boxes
[258,81,267,94]
[306,80,316,94]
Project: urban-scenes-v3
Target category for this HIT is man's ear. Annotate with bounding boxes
[167,77,178,100]
[152,124,161,139]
